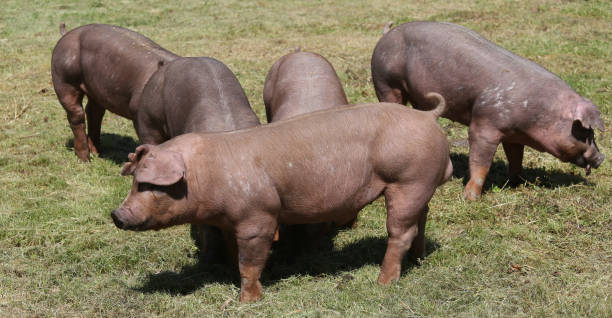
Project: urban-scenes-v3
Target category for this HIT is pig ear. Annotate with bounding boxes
[134,149,186,186]
[575,101,605,132]
[121,145,151,176]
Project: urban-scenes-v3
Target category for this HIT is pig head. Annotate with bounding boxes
[371,21,605,200]
[111,145,189,231]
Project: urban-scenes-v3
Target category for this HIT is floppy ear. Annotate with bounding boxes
[133,149,186,186]
[121,145,151,176]
[575,100,605,132]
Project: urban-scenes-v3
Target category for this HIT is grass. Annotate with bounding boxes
[0,0,610,316]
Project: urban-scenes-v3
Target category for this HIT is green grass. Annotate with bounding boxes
[1,0,610,316]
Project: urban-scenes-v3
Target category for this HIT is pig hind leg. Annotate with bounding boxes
[502,142,524,184]
[378,184,432,285]
[55,82,88,161]
[373,79,408,105]
[464,123,503,200]
[85,100,106,155]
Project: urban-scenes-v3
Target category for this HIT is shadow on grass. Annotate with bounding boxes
[450,153,587,194]
[65,133,139,165]
[136,233,440,295]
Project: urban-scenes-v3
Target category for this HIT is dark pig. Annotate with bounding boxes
[136,57,260,143]
[111,100,452,302]
[263,51,348,122]
[136,56,261,264]
[371,21,605,200]
[51,24,179,161]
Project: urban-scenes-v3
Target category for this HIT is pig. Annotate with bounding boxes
[51,23,179,161]
[263,50,348,122]
[371,21,605,200]
[111,98,452,302]
[263,50,353,249]
[135,56,261,264]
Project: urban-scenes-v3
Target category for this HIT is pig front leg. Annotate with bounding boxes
[502,142,524,183]
[235,219,277,302]
[464,123,502,200]
[85,100,106,155]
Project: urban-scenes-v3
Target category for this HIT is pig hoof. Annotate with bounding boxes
[239,290,262,303]
[76,152,91,162]
[377,274,396,286]
[463,188,481,201]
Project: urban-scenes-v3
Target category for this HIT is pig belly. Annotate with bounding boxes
[277,175,385,225]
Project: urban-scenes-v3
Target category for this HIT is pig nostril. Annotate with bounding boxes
[111,210,124,228]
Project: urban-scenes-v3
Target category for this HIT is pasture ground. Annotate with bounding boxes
[0,0,610,316]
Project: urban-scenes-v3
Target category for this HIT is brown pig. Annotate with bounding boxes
[263,50,348,122]
[51,24,179,161]
[371,21,605,200]
[111,99,452,302]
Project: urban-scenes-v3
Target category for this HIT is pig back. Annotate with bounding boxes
[264,52,348,122]
[374,22,567,125]
[137,57,260,141]
[52,24,179,118]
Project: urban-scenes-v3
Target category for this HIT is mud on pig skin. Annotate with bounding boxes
[136,56,261,265]
[51,24,179,161]
[111,101,452,302]
[371,21,605,200]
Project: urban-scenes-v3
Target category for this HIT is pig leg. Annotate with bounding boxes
[502,142,524,183]
[222,229,239,266]
[464,124,502,200]
[85,100,105,156]
[378,184,430,285]
[373,80,407,105]
[408,205,428,260]
[236,220,276,302]
[56,83,88,161]
[193,224,227,264]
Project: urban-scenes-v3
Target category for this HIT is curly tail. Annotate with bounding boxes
[425,92,446,119]
[59,22,67,36]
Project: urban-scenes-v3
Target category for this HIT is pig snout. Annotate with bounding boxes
[111,206,147,231]
[573,149,604,176]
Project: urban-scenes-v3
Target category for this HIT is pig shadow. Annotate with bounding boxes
[136,234,440,296]
[450,153,587,194]
[65,133,139,164]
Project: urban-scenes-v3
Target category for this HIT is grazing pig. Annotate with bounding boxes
[111,99,452,302]
[51,24,179,161]
[371,21,605,200]
[136,56,261,264]
[263,51,348,122]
